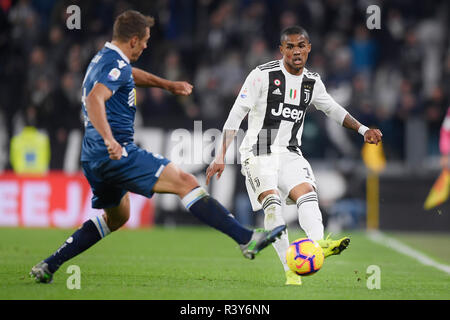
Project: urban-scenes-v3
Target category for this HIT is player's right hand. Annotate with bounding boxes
[206,159,225,185]
[168,81,193,96]
[364,128,383,145]
[104,138,122,160]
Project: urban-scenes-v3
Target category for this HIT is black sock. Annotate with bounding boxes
[182,187,253,244]
[44,219,104,273]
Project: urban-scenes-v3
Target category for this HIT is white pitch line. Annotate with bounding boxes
[367,231,450,275]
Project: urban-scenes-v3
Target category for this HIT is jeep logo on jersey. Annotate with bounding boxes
[270,103,305,123]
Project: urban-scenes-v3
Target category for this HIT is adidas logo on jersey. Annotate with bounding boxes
[128,88,136,107]
[270,102,304,123]
[272,88,282,95]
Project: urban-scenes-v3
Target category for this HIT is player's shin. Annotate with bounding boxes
[262,194,290,272]
[182,187,253,245]
[296,191,324,241]
[43,215,111,273]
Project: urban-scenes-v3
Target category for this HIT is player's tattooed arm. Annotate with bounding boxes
[343,113,383,145]
[132,67,193,96]
[342,113,360,131]
[206,129,237,185]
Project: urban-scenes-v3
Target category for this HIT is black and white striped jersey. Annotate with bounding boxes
[223,59,348,161]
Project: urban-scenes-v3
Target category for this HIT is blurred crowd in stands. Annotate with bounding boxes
[0,0,449,170]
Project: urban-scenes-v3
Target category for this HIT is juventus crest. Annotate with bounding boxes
[301,81,314,106]
[304,88,311,104]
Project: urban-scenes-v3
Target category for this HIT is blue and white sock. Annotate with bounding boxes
[90,215,111,239]
[182,187,253,245]
[44,215,110,273]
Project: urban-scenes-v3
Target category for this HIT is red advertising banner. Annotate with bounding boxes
[0,171,154,228]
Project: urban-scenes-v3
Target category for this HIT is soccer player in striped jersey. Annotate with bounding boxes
[206,26,382,285]
[30,10,285,284]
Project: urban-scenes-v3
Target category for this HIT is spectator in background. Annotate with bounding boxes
[27,46,56,94]
[400,29,423,92]
[245,37,272,70]
[396,79,421,120]
[381,8,405,64]
[8,0,38,53]
[163,50,184,81]
[26,47,56,132]
[140,87,178,125]
[349,73,375,125]
[48,72,82,168]
[65,44,85,85]
[325,40,353,105]
[350,24,377,75]
[425,86,448,155]
[238,1,268,45]
[217,51,244,99]
[195,65,223,121]
[46,26,70,73]
[279,10,298,32]
[161,49,199,121]
[29,75,54,129]
[10,125,50,175]
[204,2,235,63]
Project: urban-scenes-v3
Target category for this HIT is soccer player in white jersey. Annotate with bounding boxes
[206,26,382,285]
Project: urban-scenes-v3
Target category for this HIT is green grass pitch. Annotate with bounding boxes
[0,227,449,300]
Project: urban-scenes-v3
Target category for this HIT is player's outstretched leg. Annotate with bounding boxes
[316,234,351,258]
[152,163,286,259]
[259,192,300,285]
[292,185,350,258]
[239,225,286,260]
[30,193,130,283]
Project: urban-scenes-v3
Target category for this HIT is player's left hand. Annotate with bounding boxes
[168,81,193,96]
[364,129,383,145]
[206,158,225,186]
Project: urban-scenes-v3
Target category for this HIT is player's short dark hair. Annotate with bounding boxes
[113,10,155,42]
[280,26,310,43]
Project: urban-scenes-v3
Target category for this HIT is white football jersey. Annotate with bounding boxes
[223,59,348,162]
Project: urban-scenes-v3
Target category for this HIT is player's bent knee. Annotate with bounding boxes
[289,183,315,203]
[104,194,130,232]
[257,189,279,203]
[107,213,129,232]
[153,163,199,197]
[178,171,199,196]
[259,192,282,216]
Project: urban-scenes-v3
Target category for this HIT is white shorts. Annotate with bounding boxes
[241,152,317,211]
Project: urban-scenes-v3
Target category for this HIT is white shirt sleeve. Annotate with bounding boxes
[223,68,262,130]
[311,76,348,125]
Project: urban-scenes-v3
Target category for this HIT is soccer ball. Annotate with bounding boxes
[286,238,324,276]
